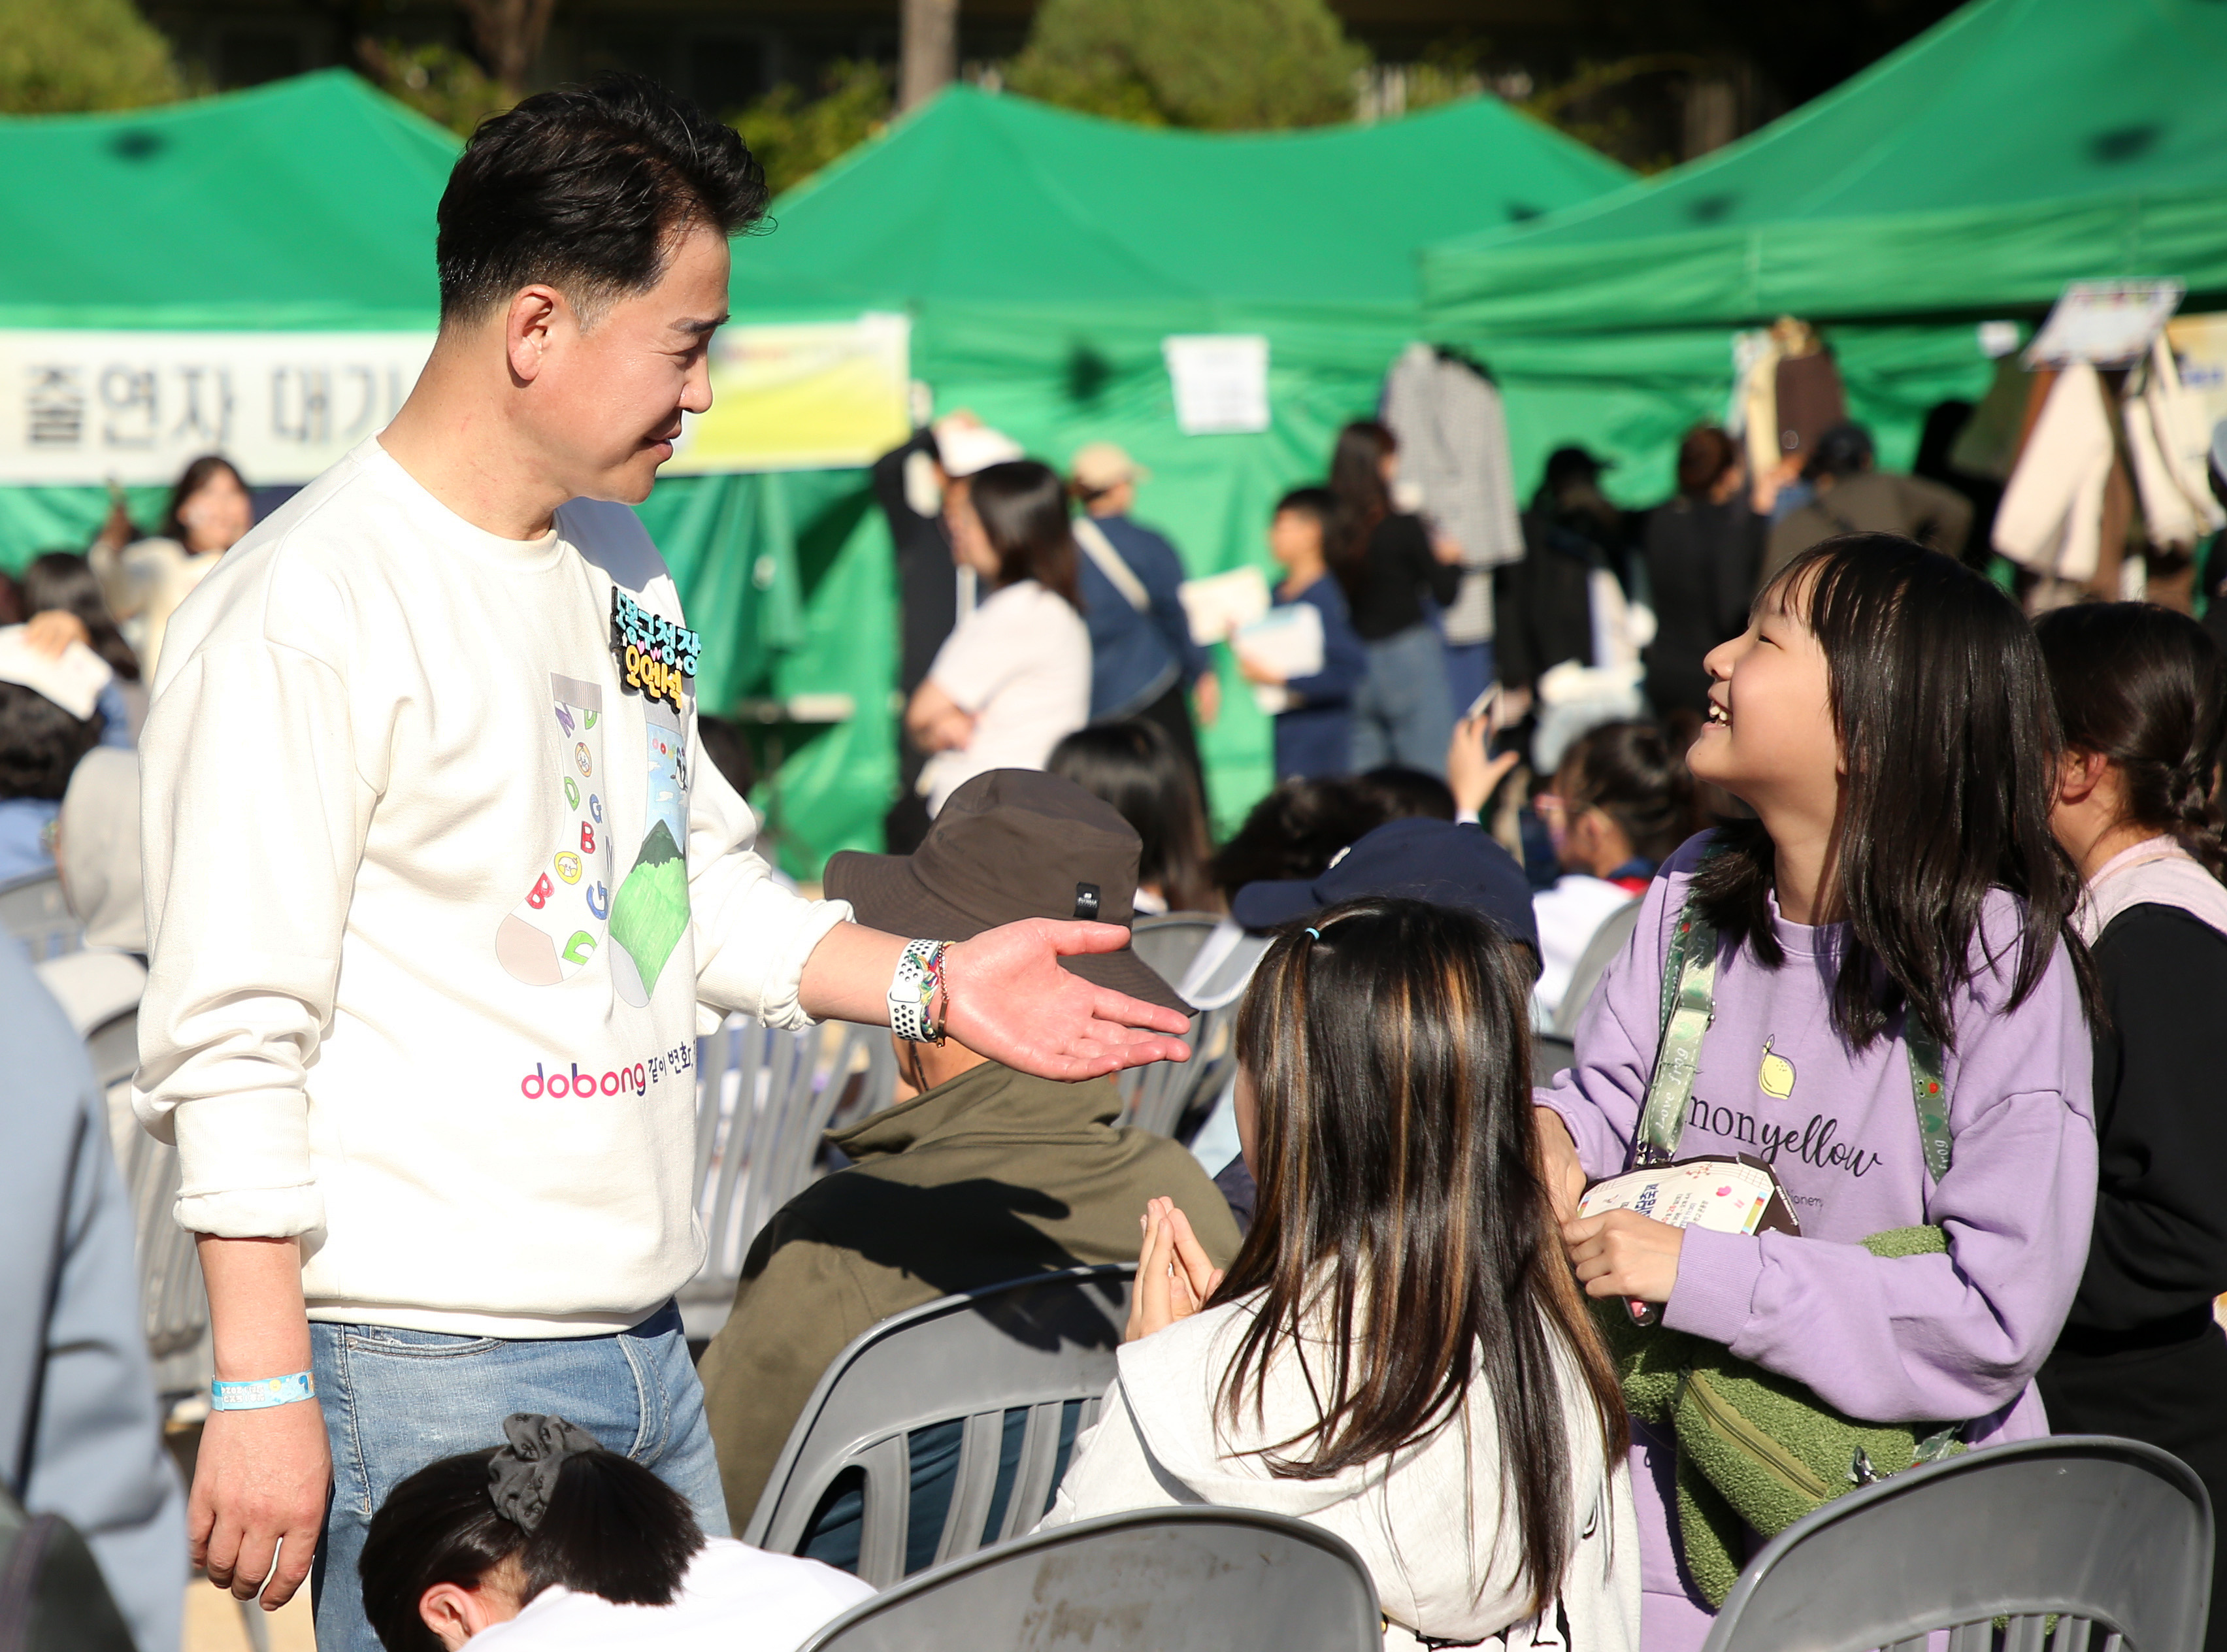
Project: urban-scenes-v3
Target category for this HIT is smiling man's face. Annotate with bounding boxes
[521,222,729,504]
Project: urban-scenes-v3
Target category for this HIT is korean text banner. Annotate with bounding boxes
[0,329,433,486]
[665,314,911,475]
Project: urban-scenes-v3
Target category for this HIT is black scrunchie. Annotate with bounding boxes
[487,1413,601,1532]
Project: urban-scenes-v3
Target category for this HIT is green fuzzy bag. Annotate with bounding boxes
[1598,1225,1967,1607]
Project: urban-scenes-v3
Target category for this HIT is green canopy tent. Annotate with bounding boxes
[720,85,1630,859]
[1418,0,2227,506]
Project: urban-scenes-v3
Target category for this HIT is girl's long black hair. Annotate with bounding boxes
[967,459,1082,609]
[1325,420,1395,606]
[1214,897,1626,1619]
[1691,534,2096,1049]
[2036,601,2227,883]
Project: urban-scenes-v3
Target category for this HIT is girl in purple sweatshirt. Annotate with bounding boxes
[1536,536,2099,1650]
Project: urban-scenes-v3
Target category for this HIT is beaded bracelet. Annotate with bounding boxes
[888,938,949,1045]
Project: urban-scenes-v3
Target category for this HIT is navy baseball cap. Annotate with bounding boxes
[1230,818,1540,965]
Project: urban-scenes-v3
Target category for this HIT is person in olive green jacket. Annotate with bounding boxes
[697,769,1241,1540]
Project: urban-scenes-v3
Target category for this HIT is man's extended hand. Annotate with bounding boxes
[191,1397,330,1608]
[944,918,1190,1079]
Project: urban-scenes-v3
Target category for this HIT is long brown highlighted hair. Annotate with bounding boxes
[1214,897,1626,1618]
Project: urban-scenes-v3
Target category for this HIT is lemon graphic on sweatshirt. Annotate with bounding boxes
[1758,1037,1796,1100]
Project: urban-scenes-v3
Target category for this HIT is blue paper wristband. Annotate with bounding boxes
[210,1372,316,1412]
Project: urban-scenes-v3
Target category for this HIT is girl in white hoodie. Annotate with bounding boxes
[1042,897,1639,1651]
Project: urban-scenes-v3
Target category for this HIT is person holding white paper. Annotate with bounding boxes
[1236,487,1366,780]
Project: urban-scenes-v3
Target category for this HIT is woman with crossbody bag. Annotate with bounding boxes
[1533,537,2102,1651]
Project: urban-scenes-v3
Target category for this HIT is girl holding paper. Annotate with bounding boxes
[1237,487,1368,780]
[1534,535,2099,1649]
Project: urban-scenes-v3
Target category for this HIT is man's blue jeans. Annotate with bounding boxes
[308,1300,727,1652]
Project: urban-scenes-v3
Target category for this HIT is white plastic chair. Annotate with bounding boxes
[1115,912,1241,1141]
[797,1506,1383,1652]
[746,1265,1133,1585]
[678,1016,899,1341]
[1701,1436,2214,1652]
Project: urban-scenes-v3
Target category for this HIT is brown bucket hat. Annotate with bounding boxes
[824,768,1193,1015]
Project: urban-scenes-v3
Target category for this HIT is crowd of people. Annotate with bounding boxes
[3,70,2225,1652]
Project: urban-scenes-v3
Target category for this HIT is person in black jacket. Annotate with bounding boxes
[1641,425,1764,722]
[2036,602,2227,1652]
[1326,421,1462,775]
[1494,446,1640,704]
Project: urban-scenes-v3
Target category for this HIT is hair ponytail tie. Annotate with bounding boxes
[487,1413,601,1532]
[1304,927,1322,940]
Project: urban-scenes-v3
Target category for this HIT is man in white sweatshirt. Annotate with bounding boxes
[133,76,1188,1652]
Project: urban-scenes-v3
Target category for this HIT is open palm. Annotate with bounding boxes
[944,919,1191,1080]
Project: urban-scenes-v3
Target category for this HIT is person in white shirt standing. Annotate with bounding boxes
[904,459,1091,814]
[133,75,1189,1652]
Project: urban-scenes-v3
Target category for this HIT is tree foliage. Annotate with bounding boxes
[359,39,514,138]
[0,0,182,114]
[729,60,893,198]
[1007,0,1364,130]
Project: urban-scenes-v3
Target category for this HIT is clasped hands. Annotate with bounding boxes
[1126,1195,1224,1341]
[1537,1106,1685,1305]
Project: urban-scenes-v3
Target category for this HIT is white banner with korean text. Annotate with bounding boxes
[0,329,436,486]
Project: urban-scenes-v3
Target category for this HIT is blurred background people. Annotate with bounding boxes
[1049,719,1219,914]
[1325,421,1462,775]
[92,454,251,684]
[0,627,114,884]
[1497,445,1652,774]
[1238,486,1367,782]
[1526,719,1696,1028]
[874,414,1025,851]
[22,551,142,744]
[1069,442,1217,789]
[1764,421,1972,583]
[904,459,1089,817]
[1642,425,1764,726]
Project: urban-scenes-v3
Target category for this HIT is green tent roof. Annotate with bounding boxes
[1422,0,2227,334]
[0,70,457,331]
[731,84,1631,359]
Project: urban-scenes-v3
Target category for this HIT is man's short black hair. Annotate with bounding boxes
[436,73,768,325]
[0,682,101,801]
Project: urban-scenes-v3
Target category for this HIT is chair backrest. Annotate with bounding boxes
[797,1506,1383,1652]
[677,1015,897,1341]
[1700,1436,2215,1652]
[1551,896,1643,1039]
[746,1265,1134,1587]
[1117,914,1232,1140]
[0,873,80,962]
[1127,912,1221,993]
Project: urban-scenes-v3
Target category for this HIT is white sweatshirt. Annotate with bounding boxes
[135,438,850,1336]
[1040,1296,1639,1652]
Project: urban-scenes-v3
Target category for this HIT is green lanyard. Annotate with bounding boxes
[1636,900,1953,1184]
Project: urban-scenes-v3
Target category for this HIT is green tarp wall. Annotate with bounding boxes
[0,74,1632,871]
[1417,0,2227,508]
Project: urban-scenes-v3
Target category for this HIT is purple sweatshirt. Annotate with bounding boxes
[1540,834,2095,1649]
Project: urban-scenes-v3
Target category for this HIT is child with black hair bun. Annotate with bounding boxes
[1536,536,2098,1648]
[1529,720,1697,1026]
[359,1414,869,1651]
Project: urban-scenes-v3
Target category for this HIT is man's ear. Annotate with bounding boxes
[504,284,566,384]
